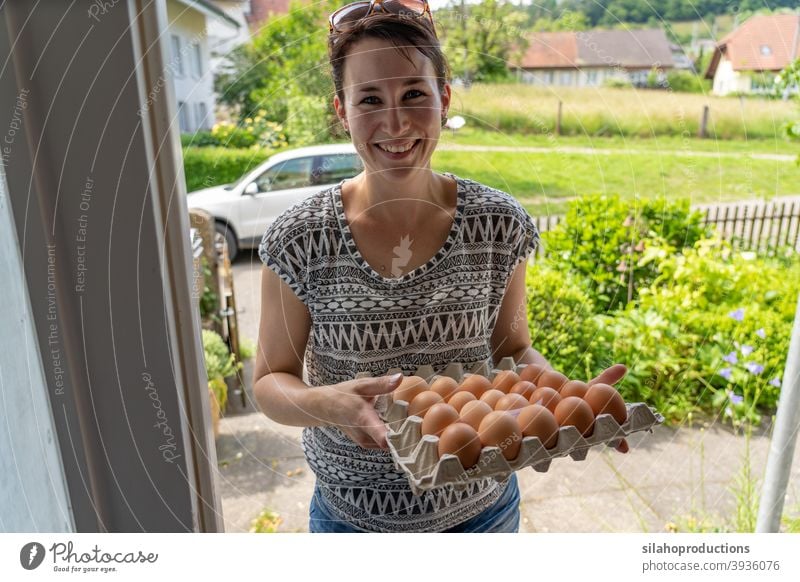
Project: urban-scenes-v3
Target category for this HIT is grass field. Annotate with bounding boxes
[439,126,800,156]
[430,133,800,217]
[449,83,797,141]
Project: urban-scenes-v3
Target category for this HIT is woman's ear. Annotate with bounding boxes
[333,94,348,131]
[440,83,452,120]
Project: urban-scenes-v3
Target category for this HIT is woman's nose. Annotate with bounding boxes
[381,102,411,136]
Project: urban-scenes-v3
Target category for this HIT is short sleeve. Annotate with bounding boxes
[258,218,308,303]
[509,205,541,272]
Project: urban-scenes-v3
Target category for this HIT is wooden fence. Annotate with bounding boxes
[531,199,800,256]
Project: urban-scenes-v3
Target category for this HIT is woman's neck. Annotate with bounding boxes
[343,169,455,227]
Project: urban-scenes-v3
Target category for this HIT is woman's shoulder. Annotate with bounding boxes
[452,174,531,221]
[260,185,337,244]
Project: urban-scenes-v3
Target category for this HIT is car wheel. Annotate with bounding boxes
[214,222,238,262]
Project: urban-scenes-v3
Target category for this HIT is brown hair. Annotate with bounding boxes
[328,13,451,108]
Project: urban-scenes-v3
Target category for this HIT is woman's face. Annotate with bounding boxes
[334,36,450,179]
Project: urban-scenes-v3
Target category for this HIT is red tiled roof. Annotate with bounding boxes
[716,14,800,72]
[520,32,578,69]
[520,28,674,70]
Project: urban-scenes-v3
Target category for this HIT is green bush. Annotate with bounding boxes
[285,93,331,146]
[202,329,243,413]
[665,70,711,94]
[525,263,600,380]
[526,194,800,423]
[543,193,712,313]
[182,146,270,192]
[581,236,800,421]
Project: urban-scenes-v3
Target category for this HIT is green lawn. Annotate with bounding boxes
[431,136,800,217]
[439,126,800,156]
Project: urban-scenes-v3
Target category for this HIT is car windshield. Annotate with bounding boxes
[223,156,276,190]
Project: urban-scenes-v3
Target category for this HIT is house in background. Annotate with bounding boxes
[206,1,252,78]
[705,13,800,96]
[513,28,686,88]
[246,0,291,32]
[165,0,242,133]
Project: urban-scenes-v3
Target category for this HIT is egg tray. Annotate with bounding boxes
[368,357,664,496]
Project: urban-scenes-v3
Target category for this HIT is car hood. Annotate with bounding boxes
[186,184,233,207]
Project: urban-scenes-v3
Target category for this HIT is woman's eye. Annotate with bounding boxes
[361,90,426,105]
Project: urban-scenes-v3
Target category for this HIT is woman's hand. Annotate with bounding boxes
[322,373,403,450]
[588,363,630,454]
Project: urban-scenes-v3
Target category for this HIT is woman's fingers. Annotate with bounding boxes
[588,363,628,386]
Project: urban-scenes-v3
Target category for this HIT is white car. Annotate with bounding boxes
[186,143,363,260]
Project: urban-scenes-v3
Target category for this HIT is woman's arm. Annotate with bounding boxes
[490,260,552,370]
[252,267,401,448]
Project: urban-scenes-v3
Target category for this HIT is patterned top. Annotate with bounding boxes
[258,172,540,532]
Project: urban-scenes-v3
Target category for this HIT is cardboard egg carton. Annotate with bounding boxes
[367,357,664,496]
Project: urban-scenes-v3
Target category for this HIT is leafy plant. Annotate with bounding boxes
[543,193,711,313]
[525,263,600,379]
[202,329,243,413]
[250,508,282,533]
[199,255,220,324]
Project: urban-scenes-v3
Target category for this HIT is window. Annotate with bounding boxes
[586,70,598,86]
[195,102,208,130]
[312,154,363,185]
[177,101,191,132]
[170,34,184,77]
[192,43,203,77]
[255,157,314,192]
[559,70,573,86]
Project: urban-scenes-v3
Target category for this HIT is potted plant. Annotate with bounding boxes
[202,329,242,437]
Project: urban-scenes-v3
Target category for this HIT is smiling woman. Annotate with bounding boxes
[252,6,627,534]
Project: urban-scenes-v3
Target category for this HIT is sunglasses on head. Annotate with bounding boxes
[328,0,436,37]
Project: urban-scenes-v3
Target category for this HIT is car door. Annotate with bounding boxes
[237,155,319,245]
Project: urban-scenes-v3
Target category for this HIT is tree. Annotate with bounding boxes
[532,10,590,32]
[214,0,336,126]
[437,0,530,84]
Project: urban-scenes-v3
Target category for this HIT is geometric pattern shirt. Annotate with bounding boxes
[258,172,540,532]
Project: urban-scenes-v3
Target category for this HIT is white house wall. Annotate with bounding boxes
[166,1,215,132]
[207,1,250,78]
[713,57,752,96]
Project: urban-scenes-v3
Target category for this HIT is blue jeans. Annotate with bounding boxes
[308,473,520,533]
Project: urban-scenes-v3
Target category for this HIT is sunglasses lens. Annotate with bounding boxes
[331,3,372,29]
[331,0,430,31]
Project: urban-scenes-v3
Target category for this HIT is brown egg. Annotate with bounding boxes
[510,380,537,400]
[407,391,444,418]
[458,374,493,399]
[430,376,459,401]
[583,383,627,424]
[392,375,429,403]
[477,411,522,461]
[517,404,559,449]
[537,370,569,390]
[554,396,595,437]
[519,363,546,383]
[459,400,493,431]
[560,379,589,399]
[495,392,530,412]
[479,389,506,409]
[492,370,521,394]
[447,391,477,413]
[438,423,482,469]
[421,403,460,437]
[529,386,562,413]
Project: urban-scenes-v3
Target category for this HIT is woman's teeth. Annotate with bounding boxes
[377,140,418,153]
